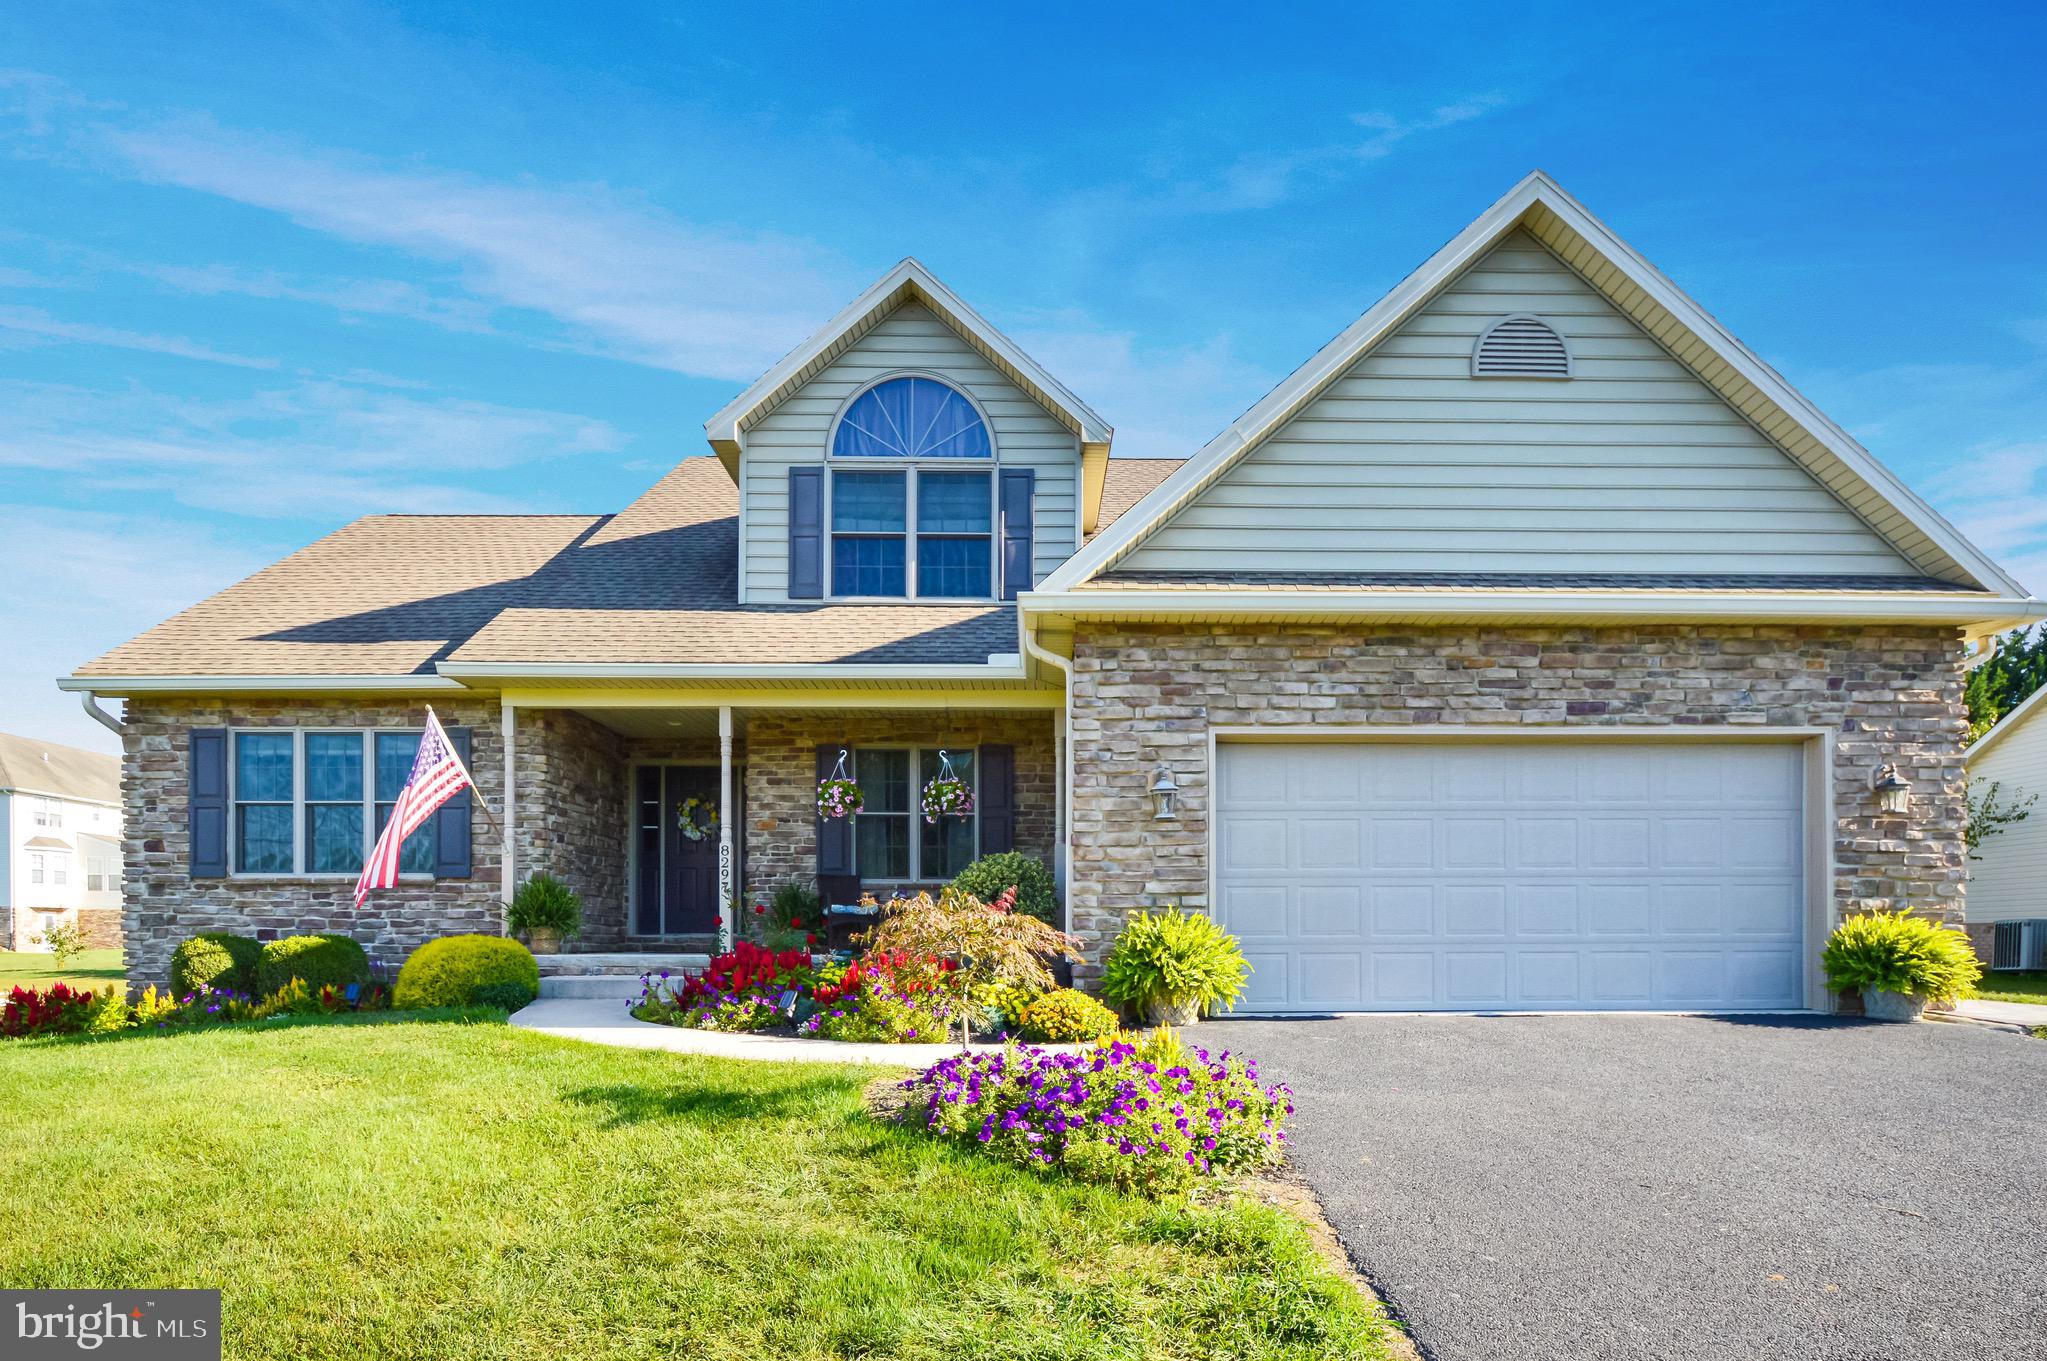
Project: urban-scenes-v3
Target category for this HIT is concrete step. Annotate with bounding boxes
[535,951,709,977]
[539,974,650,1001]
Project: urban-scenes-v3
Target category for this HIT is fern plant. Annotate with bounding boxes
[507,873,582,938]
[1099,909,1248,1019]
[1822,910,1981,1004]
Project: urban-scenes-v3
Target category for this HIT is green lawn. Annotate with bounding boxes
[0,947,123,991]
[1973,970,2047,1005]
[0,1014,1393,1361]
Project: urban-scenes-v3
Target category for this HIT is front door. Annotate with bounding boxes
[633,765,722,936]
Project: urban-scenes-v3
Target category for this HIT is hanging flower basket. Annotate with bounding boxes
[817,750,864,820]
[677,796,719,842]
[920,750,974,824]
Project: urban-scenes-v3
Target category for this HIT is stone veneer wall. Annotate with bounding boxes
[741,710,1058,902]
[121,697,505,984]
[1066,624,1970,985]
[512,708,629,946]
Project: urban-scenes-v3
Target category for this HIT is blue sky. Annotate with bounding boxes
[4,2,2045,752]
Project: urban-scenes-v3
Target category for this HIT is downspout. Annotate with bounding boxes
[1018,617,1074,922]
[78,692,126,738]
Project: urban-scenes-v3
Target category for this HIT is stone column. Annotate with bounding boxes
[717,705,735,951]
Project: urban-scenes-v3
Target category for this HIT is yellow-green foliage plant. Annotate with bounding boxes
[1822,909,1981,1004]
[1098,909,1249,1021]
[393,935,540,1010]
[1018,989,1120,1044]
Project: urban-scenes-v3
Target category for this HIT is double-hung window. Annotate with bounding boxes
[231,730,437,875]
[33,798,61,829]
[850,747,978,883]
[29,853,45,885]
[827,376,994,600]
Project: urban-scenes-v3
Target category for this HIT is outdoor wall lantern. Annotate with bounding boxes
[1150,766,1181,821]
[1871,762,1911,816]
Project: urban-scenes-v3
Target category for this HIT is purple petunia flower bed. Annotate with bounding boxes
[901,1037,1294,1195]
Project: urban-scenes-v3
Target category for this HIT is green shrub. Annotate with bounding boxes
[1099,909,1248,1019]
[1018,988,1120,1044]
[255,933,371,997]
[36,919,87,968]
[506,873,582,938]
[170,933,262,998]
[471,980,538,1012]
[1823,909,1982,1004]
[82,988,132,1035]
[949,852,1058,924]
[393,935,539,1010]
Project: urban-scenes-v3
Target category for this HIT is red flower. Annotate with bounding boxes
[753,904,765,914]
[804,933,818,946]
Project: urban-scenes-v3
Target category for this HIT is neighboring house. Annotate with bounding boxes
[61,172,2044,1012]
[0,732,123,953]
[1963,686,2047,970]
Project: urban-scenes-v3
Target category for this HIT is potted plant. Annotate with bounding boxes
[507,872,582,955]
[1822,908,1981,1022]
[1099,908,1248,1026]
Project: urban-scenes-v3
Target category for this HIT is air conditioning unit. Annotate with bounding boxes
[1990,920,2047,971]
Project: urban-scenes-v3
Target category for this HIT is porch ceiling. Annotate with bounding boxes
[576,707,728,739]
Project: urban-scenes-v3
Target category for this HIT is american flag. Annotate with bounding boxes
[354,708,475,907]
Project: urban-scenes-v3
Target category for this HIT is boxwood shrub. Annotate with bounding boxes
[394,935,540,1010]
[950,852,1058,924]
[255,933,372,997]
[169,932,262,998]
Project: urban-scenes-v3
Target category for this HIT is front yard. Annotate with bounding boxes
[0,1012,1393,1360]
[1973,970,2047,1005]
[0,947,122,991]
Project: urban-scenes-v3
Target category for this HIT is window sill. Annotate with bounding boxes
[824,596,1002,606]
[222,874,439,884]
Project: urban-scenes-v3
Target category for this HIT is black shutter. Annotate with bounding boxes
[189,728,228,878]
[789,466,825,599]
[434,726,473,879]
[978,743,1015,856]
[815,744,858,905]
[998,467,1035,601]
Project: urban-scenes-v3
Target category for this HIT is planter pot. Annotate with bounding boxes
[1144,996,1202,1027]
[523,928,563,956]
[1861,988,1928,1023]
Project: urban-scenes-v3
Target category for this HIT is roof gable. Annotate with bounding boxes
[704,259,1119,529]
[0,732,119,803]
[1042,172,2026,597]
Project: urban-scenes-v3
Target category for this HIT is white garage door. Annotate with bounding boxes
[1215,741,1806,1012]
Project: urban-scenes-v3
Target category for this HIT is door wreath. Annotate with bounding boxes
[676,796,719,842]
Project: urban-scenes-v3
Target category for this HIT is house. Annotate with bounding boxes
[62,172,2044,1012]
[1963,685,2047,970]
[0,732,123,953]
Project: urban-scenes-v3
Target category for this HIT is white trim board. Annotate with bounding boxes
[1041,170,2031,603]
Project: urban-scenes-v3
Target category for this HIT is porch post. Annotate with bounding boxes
[500,699,516,912]
[717,705,735,950]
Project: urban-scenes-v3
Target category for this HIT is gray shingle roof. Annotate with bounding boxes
[0,733,120,803]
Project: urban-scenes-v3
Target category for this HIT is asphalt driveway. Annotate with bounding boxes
[1196,1013,2047,1361]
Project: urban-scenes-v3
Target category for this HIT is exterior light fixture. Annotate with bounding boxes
[1150,766,1181,821]
[1871,763,1911,816]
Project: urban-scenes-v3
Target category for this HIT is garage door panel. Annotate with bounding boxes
[1216,740,1805,1012]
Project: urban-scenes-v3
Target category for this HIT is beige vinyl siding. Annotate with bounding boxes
[739,301,1080,602]
[1118,230,1919,578]
[1967,717,2047,923]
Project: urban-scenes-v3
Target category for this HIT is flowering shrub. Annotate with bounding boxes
[801,984,953,1042]
[2,983,97,1037]
[1018,989,1120,1043]
[901,1038,1294,1195]
[631,942,814,1032]
[1,977,393,1040]
[816,776,864,820]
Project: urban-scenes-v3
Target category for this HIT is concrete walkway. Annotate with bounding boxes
[1957,997,2047,1027]
[509,996,1071,1066]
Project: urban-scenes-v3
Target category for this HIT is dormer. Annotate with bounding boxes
[705,260,1113,604]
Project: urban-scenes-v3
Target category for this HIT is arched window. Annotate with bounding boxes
[1472,315,1572,378]
[831,376,992,459]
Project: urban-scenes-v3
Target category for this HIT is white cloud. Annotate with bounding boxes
[0,377,627,518]
[102,122,860,381]
[0,505,273,753]
[1008,312,1276,455]
[0,303,280,369]
[140,263,500,334]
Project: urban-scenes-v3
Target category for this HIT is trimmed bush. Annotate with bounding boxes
[170,933,262,998]
[470,980,538,1012]
[255,933,371,997]
[1823,909,1981,1004]
[1018,988,1120,1044]
[949,852,1059,925]
[507,873,582,938]
[393,935,539,1010]
[1099,910,1249,1020]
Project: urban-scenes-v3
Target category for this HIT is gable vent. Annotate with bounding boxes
[1472,314,1572,378]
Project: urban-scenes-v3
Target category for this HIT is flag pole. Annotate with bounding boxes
[429,705,502,834]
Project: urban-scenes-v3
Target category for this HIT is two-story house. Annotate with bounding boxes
[64,173,2043,1011]
[0,732,123,953]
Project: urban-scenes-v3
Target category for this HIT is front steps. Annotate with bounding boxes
[536,951,709,1001]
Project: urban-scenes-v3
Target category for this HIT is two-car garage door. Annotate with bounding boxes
[1215,741,1807,1012]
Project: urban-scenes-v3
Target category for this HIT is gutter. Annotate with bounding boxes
[78,691,126,739]
[56,674,463,696]
[431,658,1030,682]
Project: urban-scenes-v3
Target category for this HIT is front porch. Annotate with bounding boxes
[503,697,1063,954]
